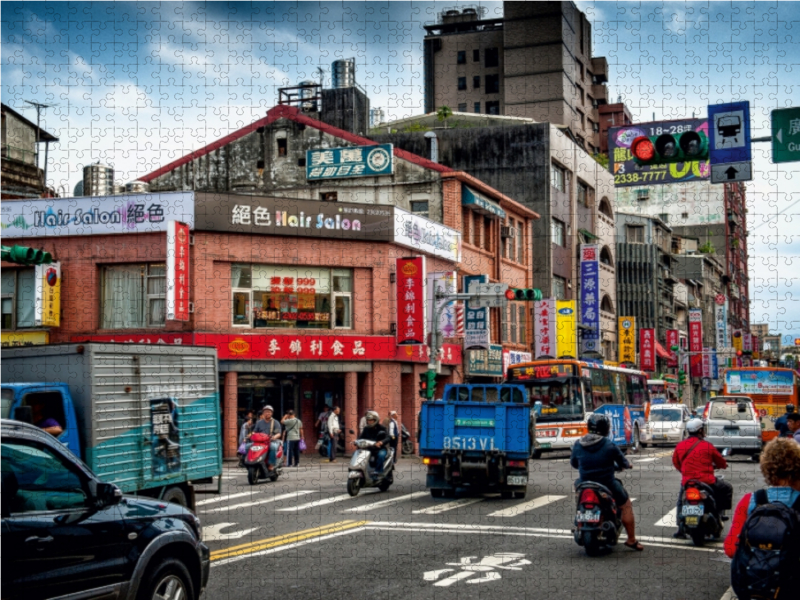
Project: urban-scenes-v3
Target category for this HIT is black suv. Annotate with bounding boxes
[1,419,210,600]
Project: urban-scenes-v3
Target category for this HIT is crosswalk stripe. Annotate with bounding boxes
[413,497,483,514]
[342,491,429,513]
[276,490,379,512]
[636,458,658,463]
[487,494,566,518]
[655,507,677,527]
[199,490,314,513]
[197,491,261,506]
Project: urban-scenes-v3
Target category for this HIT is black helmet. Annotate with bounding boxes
[787,404,796,413]
[587,413,610,437]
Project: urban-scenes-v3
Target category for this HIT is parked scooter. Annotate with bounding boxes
[245,432,284,485]
[318,430,346,458]
[401,423,414,455]
[347,436,395,496]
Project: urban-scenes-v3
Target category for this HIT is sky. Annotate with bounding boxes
[2,1,800,342]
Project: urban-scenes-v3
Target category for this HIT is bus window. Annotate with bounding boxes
[471,388,486,403]
[528,379,583,418]
[589,369,614,409]
[630,375,647,405]
[458,387,471,402]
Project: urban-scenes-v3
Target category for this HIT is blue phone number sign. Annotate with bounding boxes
[306,144,394,180]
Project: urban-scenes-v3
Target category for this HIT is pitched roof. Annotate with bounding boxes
[140,104,452,182]
[1,103,59,142]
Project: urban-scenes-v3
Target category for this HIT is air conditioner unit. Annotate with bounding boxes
[501,226,515,238]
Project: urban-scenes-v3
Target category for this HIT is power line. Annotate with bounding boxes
[750,197,800,232]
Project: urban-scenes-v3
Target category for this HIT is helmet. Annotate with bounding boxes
[365,411,380,425]
[586,414,610,436]
[686,418,704,434]
[786,404,796,413]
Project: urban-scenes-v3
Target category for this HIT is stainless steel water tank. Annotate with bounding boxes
[83,162,114,196]
[331,58,356,89]
[125,180,150,194]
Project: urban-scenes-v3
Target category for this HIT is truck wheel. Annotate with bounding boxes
[531,449,542,460]
[162,486,188,507]
[139,557,195,600]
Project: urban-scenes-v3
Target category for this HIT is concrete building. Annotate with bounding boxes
[598,102,633,154]
[1,103,59,199]
[422,1,609,155]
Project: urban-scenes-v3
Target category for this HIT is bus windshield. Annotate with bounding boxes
[528,377,584,421]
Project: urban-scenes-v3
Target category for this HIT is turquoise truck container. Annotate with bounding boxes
[419,383,534,499]
[1,343,221,511]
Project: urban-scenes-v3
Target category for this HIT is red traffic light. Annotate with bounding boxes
[631,136,656,162]
[505,289,516,301]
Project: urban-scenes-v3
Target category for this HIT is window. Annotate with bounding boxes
[509,303,518,343]
[599,197,613,219]
[600,246,613,266]
[626,225,644,244]
[231,264,352,330]
[551,218,566,247]
[410,200,429,217]
[1,269,35,330]
[458,103,467,112]
[516,222,523,263]
[636,189,649,202]
[551,163,566,192]
[473,75,481,89]
[486,101,500,115]
[576,85,584,104]
[474,102,481,113]
[101,264,165,329]
[552,276,567,300]
[1,440,88,514]
[320,192,338,202]
[473,49,480,62]
[483,216,492,251]
[577,181,590,207]
[457,50,466,64]
[576,109,585,128]
[485,47,499,68]
[277,138,287,156]
[457,77,467,91]
[485,74,500,94]
[601,295,614,313]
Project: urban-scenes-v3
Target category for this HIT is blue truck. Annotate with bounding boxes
[1,343,222,511]
[419,383,535,499]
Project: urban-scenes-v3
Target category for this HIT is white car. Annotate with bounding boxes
[640,404,692,447]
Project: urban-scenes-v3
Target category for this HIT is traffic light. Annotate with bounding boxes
[678,369,687,386]
[504,288,543,302]
[1,245,53,265]
[419,370,437,400]
[630,131,709,166]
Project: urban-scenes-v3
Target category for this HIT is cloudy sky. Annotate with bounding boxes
[2,1,799,341]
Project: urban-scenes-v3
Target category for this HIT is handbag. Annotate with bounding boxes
[299,438,307,452]
[238,442,247,455]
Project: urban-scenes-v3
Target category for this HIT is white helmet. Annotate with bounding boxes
[686,418,704,434]
[365,411,380,424]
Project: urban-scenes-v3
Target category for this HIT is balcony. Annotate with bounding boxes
[591,57,608,83]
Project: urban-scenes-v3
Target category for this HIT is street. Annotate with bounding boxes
[198,449,756,600]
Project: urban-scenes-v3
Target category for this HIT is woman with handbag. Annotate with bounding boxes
[282,410,303,467]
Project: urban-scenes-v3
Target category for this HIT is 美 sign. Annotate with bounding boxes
[307,144,394,179]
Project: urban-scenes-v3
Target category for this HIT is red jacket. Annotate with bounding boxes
[672,436,727,486]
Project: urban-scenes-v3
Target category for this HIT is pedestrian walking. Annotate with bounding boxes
[327,406,341,462]
[387,410,400,460]
[281,410,303,467]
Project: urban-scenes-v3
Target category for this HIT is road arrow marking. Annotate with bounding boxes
[202,522,258,541]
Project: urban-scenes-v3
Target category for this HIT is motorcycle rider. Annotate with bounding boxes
[252,405,282,472]
[671,418,732,539]
[353,411,390,472]
[570,413,643,551]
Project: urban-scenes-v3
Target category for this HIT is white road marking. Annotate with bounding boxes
[202,522,259,541]
[197,491,261,506]
[655,508,678,527]
[199,490,314,513]
[718,587,736,600]
[342,491,429,512]
[413,498,484,514]
[276,490,379,512]
[635,458,658,463]
[487,495,566,518]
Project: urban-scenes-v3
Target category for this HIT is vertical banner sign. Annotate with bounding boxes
[556,300,577,358]
[464,274,489,349]
[666,329,679,367]
[743,331,753,353]
[715,301,728,350]
[702,348,713,378]
[689,309,703,352]
[711,350,719,379]
[427,272,457,337]
[618,317,636,364]
[752,336,760,359]
[34,261,61,327]
[166,221,190,321]
[640,328,656,372]
[732,330,743,352]
[534,298,557,358]
[580,244,600,353]
[396,257,426,344]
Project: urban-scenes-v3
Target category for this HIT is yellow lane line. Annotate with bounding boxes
[210,520,367,561]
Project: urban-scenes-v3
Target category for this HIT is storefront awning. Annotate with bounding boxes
[655,341,672,359]
[579,228,599,241]
[462,185,506,219]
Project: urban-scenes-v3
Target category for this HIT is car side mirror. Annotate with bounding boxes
[96,482,122,507]
[13,406,33,424]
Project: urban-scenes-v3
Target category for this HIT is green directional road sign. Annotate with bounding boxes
[772,107,800,164]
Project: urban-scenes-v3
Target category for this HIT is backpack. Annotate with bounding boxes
[731,490,800,600]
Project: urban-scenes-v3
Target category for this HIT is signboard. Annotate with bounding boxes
[702,348,713,378]
[725,369,794,396]
[34,261,60,327]
[464,275,490,350]
[618,317,636,364]
[733,330,743,352]
[666,329,679,367]
[462,186,507,219]
[689,308,703,352]
[427,272,458,337]
[0,192,194,238]
[710,161,752,184]
[743,330,753,353]
[1,330,49,348]
[396,257,426,345]
[166,221,190,321]
[533,298,557,358]
[394,207,461,262]
[639,328,655,372]
[306,144,394,179]
[579,244,600,353]
[608,119,710,187]
[555,300,577,359]
[708,101,751,164]
[715,301,729,350]
[465,344,504,377]
[711,350,719,380]
[503,350,532,376]
[771,107,800,164]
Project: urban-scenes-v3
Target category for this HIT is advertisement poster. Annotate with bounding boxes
[166,221,190,321]
[427,272,458,338]
[34,261,61,327]
[464,275,490,350]
[640,328,655,371]
[666,329,679,367]
[618,317,636,364]
[556,300,577,359]
[733,330,743,352]
[580,244,600,353]
[533,298,557,358]
[306,144,394,180]
[465,345,504,377]
[396,257,426,345]
[743,331,753,353]
[715,301,729,349]
[503,350,532,376]
[150,398,180,477]
[689,309,703,352]
[593,405,634,446]
[725,369,794,396]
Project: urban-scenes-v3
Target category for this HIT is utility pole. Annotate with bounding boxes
[24,100,54,192]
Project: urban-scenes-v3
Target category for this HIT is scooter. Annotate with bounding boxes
[318,430,346,458]
[678,447,730,547]
[401,424,414,455]
[347,438,395,496]
[572,481,623,556]
[245,432,284,485]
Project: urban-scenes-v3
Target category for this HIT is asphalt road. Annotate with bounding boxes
[196,447,760,600]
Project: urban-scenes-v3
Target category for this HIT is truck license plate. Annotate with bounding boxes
[507,475,528,486]
[539,443,551,449]
[682,505,704,516]
[576,510,601,523]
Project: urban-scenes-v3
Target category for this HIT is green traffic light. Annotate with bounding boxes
[510,288,543,302]
[1,245,53,265]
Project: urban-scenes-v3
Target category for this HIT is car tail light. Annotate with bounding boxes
[702,404,710,420]
[423,457,440,465]
[580,488,600,506]
[508,460,526,468]
[685,487,703,503]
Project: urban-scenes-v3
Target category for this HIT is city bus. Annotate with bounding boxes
[506,359,649,458]
[647,375,679,404]
[721,367,799,442]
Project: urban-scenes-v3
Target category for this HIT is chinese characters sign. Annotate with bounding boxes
[465,345,504,377]
[580,244,600,353]
[464,275,490,350]
[306,144,394,180]
[396,257,426,345]
[533,299,556,358]
[427,272,458,338]
[394,207,461,262]
[503,350,532,376]
[618,317,636,364]
[715,301,729,350]
[639,328,655,372]
[556,301,577,359]
[167,221,190,321]
[34,262,61,327]
[689,309,703,352]
[666,329,679,367]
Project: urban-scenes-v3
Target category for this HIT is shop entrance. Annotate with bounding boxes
[236,375,297,421]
